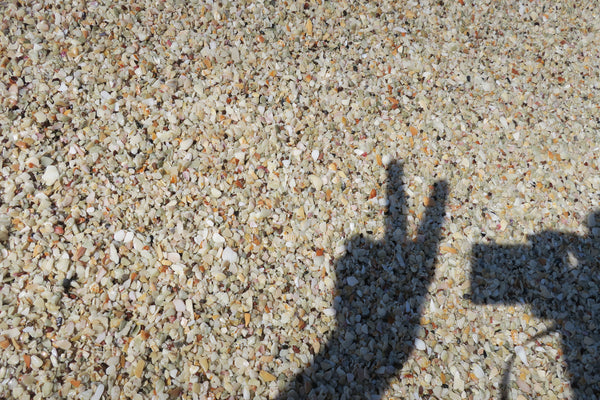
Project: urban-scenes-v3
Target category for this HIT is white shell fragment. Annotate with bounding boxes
[114,230,125,241]
[90,384,104,400]
[222,247,239,263]
[41,165,59,186]
[173,299,186,312]
[414,338,426,351]
[514,346,529,367]
[323,308,336,317]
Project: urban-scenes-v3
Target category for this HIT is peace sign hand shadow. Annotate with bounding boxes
[278,161,449,399]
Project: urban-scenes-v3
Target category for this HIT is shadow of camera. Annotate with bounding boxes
[469,216,600,399]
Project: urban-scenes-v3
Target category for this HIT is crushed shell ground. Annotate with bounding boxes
[1,1,600,399]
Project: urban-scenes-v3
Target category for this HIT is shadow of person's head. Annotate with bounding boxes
[279,162,448,399]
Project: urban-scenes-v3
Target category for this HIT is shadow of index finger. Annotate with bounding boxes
[416,180,449,257]
[384,161,407,243]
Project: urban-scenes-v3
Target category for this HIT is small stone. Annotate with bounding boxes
[213,271,227,281]
[42,382,53,396]
[311,149,320,161]
[109,244,119,264]
[132,237,144,252]
[180,138,194,150]
[134,360,145,378]
[414,338,426,351]
[167,252,181,263]
[199,357,209,372]
[235,356,249,369]
[173,299,186,312]
[259,370,276,382]
[114,230,125,241]
[323,308,336,317]
[42,165,59,186]
[305,18,313,36]
[211,188,222,198]
[222,247,238,263]
[136,30,149,41]
[514,346,528,366]
[309,175,323,191]
[34,111,47,124]
[124,231,134,243]
[212,232,226,244]
[453,371,465,392]
[472,364,485,379]
[171,263,185,275]
[8,83,18,99]
[346,276,359,287]
[30,355,43,369]
[91,384,104,400]
[192,383,202,394]
[55,340,71,350]
[516,378,531,393]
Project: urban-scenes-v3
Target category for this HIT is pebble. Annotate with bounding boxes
[109,244,119,264]
[30,355,43,369]
[515,345,528,366]
[180,138,194,151]
[311,150,320,161]
[346,276,359,287]
[170,263,185,275]
[8,83,18,101]
[41,165,59,186]
[34,110,47,124]
[222,247,238,263]
[90,384,104,400]
[472,364,485,379]
[123,231,134,243]
[167,252,181,263]
[114,230,125,242]
[213,272,227,282]
[212,232,226,244]
[259,370,276,382]
[211,188,222,198]
[173,299,186,313]
[414,338,427,351]
[308,175,323,191]
[323,308,336,317]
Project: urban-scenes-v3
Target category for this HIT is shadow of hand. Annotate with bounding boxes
[278,161,448,399]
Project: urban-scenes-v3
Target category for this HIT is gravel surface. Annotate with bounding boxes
[1,1,600,399]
